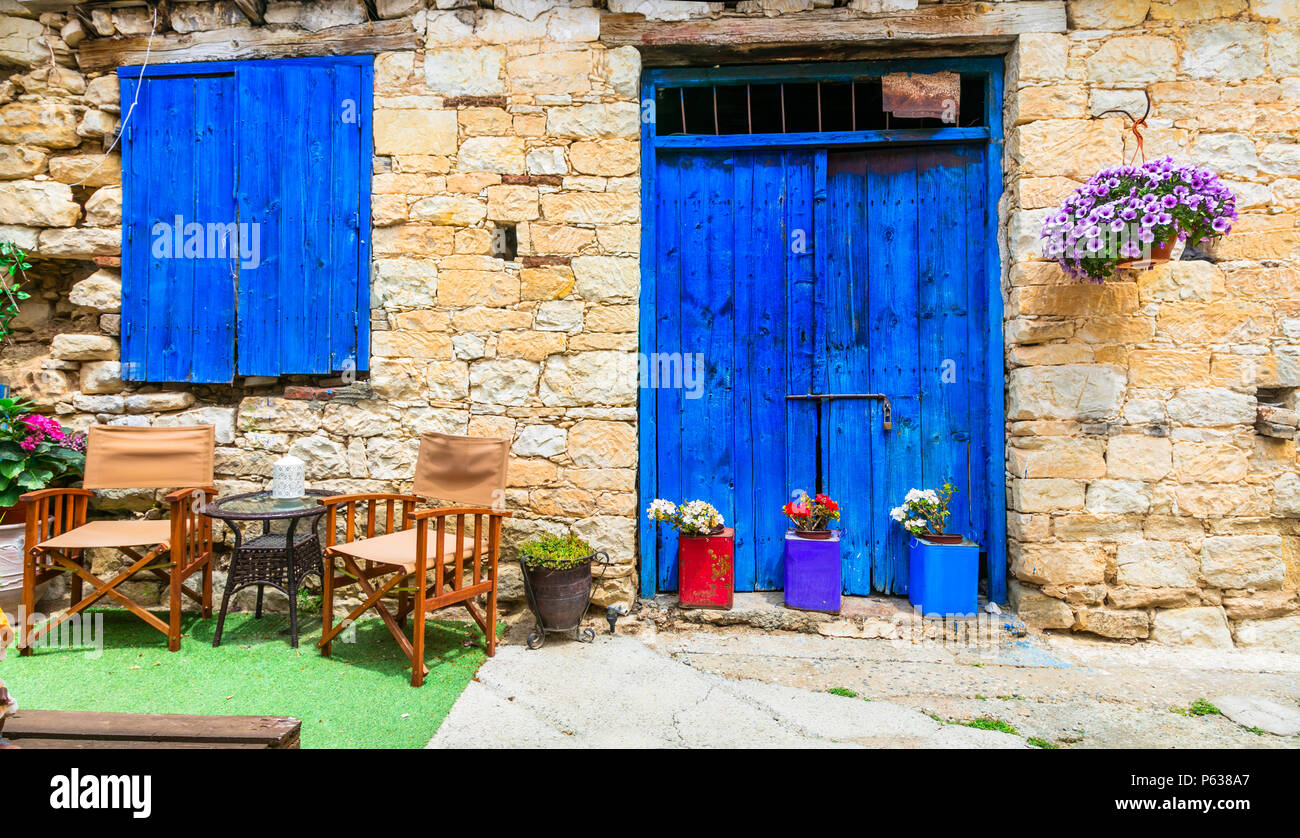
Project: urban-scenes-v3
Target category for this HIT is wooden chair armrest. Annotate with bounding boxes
[164,487,217,505]
[410,506,512,520]
[317,492,422,509]
[19,488,94,503]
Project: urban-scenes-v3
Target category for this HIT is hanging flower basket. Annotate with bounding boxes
[1039,156,1237,282]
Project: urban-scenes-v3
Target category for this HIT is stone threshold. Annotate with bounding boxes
[621,591,1028,647]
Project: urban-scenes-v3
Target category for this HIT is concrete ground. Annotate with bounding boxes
[429,617,1300,749]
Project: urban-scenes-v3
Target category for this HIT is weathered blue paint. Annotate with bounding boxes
[639,59,1007,600]
[119,56,372,383]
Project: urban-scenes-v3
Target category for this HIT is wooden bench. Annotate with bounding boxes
[3,709,301,749]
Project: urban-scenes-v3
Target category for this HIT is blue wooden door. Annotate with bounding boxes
[647,144,990,595]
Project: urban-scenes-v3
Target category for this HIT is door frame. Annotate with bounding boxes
[637,57,1007,603]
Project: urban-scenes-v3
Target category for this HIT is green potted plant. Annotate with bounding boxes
[889,482,959,544]
[0,397,86,614]
[518,534,609,649]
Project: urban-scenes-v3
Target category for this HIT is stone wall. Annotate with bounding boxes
[1,0,1299,648]
[1004,0,1300,649]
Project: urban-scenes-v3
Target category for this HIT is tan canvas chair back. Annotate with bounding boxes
[413,432,509,507]
[82,425,215,490]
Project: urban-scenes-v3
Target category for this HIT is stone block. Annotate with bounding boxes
[1007,365,1125,421]
[1151,606,1233,648]
[1008,580,1074,629]
[1085,480,1151,515]
[1010,542,1106,586]
[1008,438,1105,479]
[50,333,118,361]
[1232,616,1300,652]
[68,268,121,313]
[1201,535,1285,588]
[1073,607,1150,639]
[1116,540,1198,588]
[1106,435,1171,481]
[373,109,457,156]
[0,180,80,227]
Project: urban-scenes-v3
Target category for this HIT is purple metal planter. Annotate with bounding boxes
[783,531,842,613]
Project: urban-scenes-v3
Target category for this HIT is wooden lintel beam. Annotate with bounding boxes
[231,0,265,26]
[76,18,420,73]
[601,2,1067,58]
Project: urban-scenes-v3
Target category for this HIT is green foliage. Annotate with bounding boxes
[0,397,86,508]
[959,716,1021,736]
[1170,698,1221,717]
[519,533,594,571]
[826,687,858,698]
[1027,737,1059,749]
[0,242,32,344]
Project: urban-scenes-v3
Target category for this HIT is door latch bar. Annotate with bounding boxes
[786,393,893,431]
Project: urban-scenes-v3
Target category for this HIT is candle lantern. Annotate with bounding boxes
[271,454,306,499]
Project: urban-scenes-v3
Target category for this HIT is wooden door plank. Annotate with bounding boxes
[916,147,972,540]
[780,149,817,590]
[730,150,757,593]
[866,149,921,595]
[746,152,787,591]
[653,153,685,591]
[822,151,875,596]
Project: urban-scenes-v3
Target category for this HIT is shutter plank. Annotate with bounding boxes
[119,73,147,381]
[236,66,281,376]
[329,64,362,375]
[189,75,237,382]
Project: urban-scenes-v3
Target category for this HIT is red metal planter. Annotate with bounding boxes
[677,527,734,610]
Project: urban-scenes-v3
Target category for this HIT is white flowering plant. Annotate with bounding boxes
[889,482,956,536]
[646,498,724,537]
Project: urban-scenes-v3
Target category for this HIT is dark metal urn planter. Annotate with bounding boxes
[520,550,611,650]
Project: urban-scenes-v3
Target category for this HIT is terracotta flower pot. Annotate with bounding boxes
[1114,236,1176,270]
[791,528,836,540]
[917,532,963,545]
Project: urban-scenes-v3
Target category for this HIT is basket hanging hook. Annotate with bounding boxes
[1093,88,1152,165]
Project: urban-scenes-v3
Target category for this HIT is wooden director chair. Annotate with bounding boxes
[20,425,217,654]
[319,432,511,686]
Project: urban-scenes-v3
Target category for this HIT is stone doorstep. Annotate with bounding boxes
[625,591,1026,647]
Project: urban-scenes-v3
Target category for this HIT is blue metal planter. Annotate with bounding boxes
[907,538,979,617]
[783,531,842,613]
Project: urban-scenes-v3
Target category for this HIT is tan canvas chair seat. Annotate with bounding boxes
[21,425,217,654]
[37,520,174,551]
[329,527,485,571]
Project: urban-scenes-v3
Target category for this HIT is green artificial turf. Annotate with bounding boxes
[2,608,493,748]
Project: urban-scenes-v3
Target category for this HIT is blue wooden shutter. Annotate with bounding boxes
[120,71,237,383]
[235,60,371,376]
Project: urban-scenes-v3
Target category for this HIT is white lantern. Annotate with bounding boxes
[271,454,305,499]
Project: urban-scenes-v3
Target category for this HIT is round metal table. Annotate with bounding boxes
[201,490,331,649]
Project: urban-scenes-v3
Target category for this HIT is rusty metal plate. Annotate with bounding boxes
[881,71,960,122]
